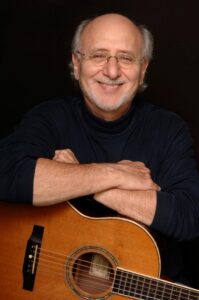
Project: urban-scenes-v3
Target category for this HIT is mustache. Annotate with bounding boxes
[96,78,126,85]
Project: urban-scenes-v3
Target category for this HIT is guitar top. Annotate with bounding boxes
[0,201,198,299]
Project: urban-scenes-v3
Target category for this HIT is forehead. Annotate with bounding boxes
[80,15,143,54]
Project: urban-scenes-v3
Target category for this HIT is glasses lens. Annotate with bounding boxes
[90,52,107,65]
[118,54,136,66]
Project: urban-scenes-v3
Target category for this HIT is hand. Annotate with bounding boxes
[53,149,79,164]
[112,160,160,191]
[53,152,159,191]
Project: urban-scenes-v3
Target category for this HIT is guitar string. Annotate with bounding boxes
[38,247,198,298]
[36,262,198,300]
[1,248,196,300]
[30,247,199,300]
[37,264,170,300]
[39,247,198,296]
[33,259,181,300]
[37,264,181,300]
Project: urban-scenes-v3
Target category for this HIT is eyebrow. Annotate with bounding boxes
[89,48,136,55]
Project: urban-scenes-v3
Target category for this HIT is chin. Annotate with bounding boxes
[82,85,134,113]
[94,96,132,112]
[96,103,123,112]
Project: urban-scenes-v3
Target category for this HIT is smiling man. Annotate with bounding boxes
[0,13,199,286]
[72,14,149,120]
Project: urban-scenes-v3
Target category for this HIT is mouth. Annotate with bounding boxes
[96,80,125,91]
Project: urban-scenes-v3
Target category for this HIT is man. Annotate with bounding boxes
[0,13,199,285]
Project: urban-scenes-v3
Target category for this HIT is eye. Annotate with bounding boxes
[90,52,107,62]
[118,54,135,64]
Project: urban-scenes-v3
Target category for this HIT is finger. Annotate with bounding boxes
[119,160,146,167]
[65,149,79,162]
[53,149,79,163]
[144,178,161,191]
[118,160,149,171]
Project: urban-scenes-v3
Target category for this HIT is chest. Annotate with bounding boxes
[58,122,162,176]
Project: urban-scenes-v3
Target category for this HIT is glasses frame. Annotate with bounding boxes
[75,50,144,67]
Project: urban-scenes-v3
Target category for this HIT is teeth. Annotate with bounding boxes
[98,81,124,85]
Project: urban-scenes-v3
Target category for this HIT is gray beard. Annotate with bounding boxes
[80,83,133,112]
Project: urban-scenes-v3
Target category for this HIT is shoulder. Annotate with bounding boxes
[21,96,83,126]
[27,96,82,115]
[11,96,83,136]
[136,99,187,130]
[134,99,193,149]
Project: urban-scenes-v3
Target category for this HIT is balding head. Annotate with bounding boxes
[71,13,153,62]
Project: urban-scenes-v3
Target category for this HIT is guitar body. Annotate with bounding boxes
[0,201,160,299]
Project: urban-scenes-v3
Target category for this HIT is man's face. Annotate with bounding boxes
[72,14,148,121]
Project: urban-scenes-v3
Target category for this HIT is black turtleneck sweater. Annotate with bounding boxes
[0,96,199,282]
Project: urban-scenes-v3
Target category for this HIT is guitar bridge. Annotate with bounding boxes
[22,225,44,291]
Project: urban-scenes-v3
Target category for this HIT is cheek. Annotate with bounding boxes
[80,63,99,79]
[125,69,142,84]
[79,68,102,90]
[132,65,146,82]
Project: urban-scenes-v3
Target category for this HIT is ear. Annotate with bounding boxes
[72,53,80,80]
[140,59,149,84]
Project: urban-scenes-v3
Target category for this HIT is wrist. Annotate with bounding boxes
[90,163,119,191]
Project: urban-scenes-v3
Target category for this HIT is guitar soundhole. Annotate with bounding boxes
[66,246,117,299]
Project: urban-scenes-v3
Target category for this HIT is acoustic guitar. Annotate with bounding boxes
[0,201,198,299]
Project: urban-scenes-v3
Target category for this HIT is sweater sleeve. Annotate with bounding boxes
[0,102,60,204]
[150,115,199,240]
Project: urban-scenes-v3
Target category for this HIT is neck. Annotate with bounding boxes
[84,99,133,122]
[113,267,199,299]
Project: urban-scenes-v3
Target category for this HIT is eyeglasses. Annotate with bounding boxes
[76,50,144,68]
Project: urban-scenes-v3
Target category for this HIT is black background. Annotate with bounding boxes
[1,0,199,288]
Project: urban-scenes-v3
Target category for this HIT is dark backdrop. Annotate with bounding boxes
[1,0,199,288]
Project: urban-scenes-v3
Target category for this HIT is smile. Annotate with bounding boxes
[96,80,125,91]
[97,79,125,86]
[98,82,124,92]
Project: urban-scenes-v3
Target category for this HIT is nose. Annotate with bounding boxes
[102,56,121,79]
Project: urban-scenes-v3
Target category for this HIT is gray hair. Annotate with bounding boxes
[69,16,154,91]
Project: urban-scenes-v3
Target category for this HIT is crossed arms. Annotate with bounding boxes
[33,149,160,226]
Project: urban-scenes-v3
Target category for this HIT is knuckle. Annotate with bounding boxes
[136,161,145,166]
